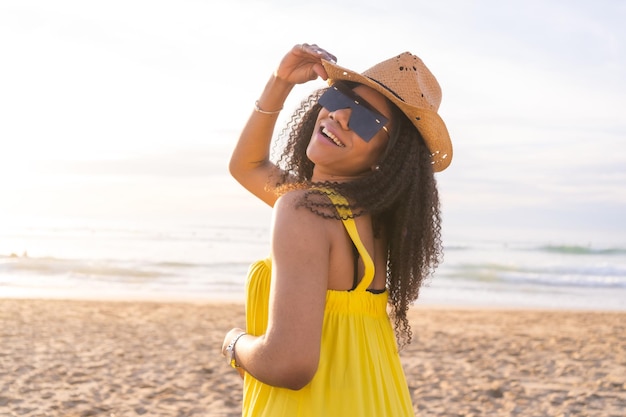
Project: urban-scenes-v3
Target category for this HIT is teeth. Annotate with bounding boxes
[322,127,344,147]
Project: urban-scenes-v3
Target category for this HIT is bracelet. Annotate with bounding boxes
[254,100,282,115]
[225,331,247,368]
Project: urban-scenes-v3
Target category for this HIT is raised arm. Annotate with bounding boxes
[228,44,336,207]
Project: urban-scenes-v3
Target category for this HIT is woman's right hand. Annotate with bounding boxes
[229,43,336,208]
[274,43,337,86]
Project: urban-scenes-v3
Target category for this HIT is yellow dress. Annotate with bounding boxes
[242,192,414,417]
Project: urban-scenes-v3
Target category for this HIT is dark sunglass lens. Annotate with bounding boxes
[319,87,347,111]
[349,112,381,142]
[318,86,388,142]
[349,105,388,142]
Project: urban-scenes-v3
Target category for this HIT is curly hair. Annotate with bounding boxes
[270,85,443,346]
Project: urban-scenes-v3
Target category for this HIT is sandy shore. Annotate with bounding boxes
[1,299,624,416]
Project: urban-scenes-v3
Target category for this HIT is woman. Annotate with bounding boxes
[222,43,452,416]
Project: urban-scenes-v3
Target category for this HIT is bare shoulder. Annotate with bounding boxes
[273,188,308,209]
[272,190,333,240]
[273,188,339,211]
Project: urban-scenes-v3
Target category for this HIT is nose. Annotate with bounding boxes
[329,107,352,131]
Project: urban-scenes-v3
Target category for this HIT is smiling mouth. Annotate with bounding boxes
[321,127,345,147]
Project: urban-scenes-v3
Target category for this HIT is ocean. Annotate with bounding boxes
[2,219,625,311]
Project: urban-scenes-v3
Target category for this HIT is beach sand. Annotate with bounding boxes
[1,299,624,416]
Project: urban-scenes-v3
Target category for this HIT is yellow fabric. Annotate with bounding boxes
[242,192,414,417]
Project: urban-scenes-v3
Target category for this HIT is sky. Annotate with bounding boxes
[1,0,625,246]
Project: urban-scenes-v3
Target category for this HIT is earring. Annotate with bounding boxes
[372,165,381,172]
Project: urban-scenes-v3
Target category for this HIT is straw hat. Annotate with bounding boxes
[321,53,452,172]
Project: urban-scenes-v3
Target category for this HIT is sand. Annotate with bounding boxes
[1,299,624,416]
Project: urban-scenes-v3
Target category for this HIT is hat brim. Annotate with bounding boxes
[321,59,452,172]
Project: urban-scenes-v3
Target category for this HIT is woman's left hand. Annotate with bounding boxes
[222,327,247,379]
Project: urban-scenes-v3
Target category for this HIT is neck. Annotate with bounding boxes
[311,168,369,184]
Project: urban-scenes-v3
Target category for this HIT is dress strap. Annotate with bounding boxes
[314,189,375,292]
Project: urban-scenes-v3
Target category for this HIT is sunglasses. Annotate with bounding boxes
[318,85,389,142]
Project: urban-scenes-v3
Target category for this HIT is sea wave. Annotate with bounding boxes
[0,254,250,282]
[444,242,626,256]
[535,244,626,256]
[439,262,626,289]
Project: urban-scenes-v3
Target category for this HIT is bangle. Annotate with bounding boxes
[225,331,247,368]
[254,100,282,115]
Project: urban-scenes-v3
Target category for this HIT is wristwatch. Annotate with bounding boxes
[225,332,247,368]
